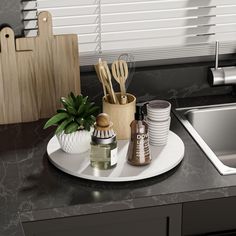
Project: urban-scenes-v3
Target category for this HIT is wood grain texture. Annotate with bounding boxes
[94,63,107,99]
[53,34,80,108]
[0,28,38,124]
[0,28,21,123]
[103,93,136,140]
[16,11,81,118]
[0,11,80,123]
[0,55,5,122]
[16,50,39,122]
[111,60,128,104]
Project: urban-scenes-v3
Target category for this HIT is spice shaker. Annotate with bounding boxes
[127,105,151,166]
[90,113,118,170]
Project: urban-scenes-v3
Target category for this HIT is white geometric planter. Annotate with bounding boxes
[57,130,91,154]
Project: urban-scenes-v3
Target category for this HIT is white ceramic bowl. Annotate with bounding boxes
[149,130,169,137]
[150,136,169,142]
[148,124,170,130]
[147,115,170,122]
[147,117,170,124]
[148,118,171,130]
[147,113,170,120]
[149,131,169,137]
[150,132,169,137]
[146,100,171,122]
[150,135,169,142]
[148,118,170,146]
[150,141,168,146]
[147,100,171,110]
[147,108,170,114]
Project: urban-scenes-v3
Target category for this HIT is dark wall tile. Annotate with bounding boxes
[81,61,234,104]
[0,0,23,36]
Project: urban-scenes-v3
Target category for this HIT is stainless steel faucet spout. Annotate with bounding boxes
[210,41,236,86]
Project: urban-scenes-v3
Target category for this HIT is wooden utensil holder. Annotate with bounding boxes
[103,93,136,140]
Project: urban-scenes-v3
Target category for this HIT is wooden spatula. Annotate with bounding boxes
[101,61,118,104]
[94,59,108,101]
[101,61,119,104]
[111,60,128,104]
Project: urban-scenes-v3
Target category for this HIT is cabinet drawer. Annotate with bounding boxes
[183,196,236,235]
[23,204,181,236]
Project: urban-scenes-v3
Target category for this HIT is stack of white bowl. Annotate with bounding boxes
[146,100,171,146]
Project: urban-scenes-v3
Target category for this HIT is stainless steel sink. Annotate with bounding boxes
[174,103,236,175]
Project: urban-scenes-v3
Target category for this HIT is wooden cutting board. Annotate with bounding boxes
[16,11,81,118]
[0,28,38,124]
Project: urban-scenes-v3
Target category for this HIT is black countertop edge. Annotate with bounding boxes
[20,185,236,223]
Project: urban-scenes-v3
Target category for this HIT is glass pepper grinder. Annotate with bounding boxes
[90,113,118,170]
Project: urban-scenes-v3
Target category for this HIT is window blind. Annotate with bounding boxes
[22,0,236,66]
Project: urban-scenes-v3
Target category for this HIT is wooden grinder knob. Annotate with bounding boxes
[95,113,113,130]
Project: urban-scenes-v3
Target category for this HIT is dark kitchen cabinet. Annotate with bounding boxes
[183,196,236,235]
[22,196,236,236]
[22,204,182,236]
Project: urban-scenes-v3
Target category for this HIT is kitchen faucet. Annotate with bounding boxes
[209,41,236,86]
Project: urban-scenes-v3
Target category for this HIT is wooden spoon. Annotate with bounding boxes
[94,60,107,101]
[111,60,128,104]
[101,61,118,104]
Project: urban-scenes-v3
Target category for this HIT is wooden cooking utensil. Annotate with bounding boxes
[16,11,80,118]
[94,60,115,103]
[111,60,128,104]
[94,60,107,101]
[101,61,118,104]
[0,27,38,124]
[99,64,115,104]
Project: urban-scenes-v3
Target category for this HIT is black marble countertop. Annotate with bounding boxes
[1,95,236,236]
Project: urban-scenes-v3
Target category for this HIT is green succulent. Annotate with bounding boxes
[44,93,99,134]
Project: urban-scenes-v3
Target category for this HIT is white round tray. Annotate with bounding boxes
[47,131,185,182]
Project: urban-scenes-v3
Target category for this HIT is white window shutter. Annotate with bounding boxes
[22,0,236,66]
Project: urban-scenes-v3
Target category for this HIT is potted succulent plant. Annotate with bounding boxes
[44,93,99,154]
